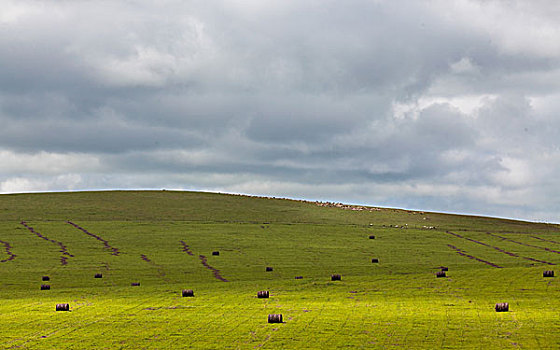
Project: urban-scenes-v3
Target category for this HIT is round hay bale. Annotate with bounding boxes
[295,276,303,279]
[94,273,103,278]
[267,314,283,323]
[41,284,50,290]
[131,282,140,286]
[436,271,446,278]
[212,251,220,256]
[331,274,341,281]
[543,270,554,277]
[42,276,50,281]
[266,267,273,272]
[495,302,509,312]
[182,289,194,297]
[56,303,69,311]
[369,235,375,239]
[371,258,379,263]
[257,291,269,298]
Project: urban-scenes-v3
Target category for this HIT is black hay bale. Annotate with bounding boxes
[543,270,554,277]
[182,289,194,297]
[41,284,50,290]
[295,276,303,279]
[268,314,283,323]
[441,267,449,271]
[371,258,379,263]
[369,235,375,239]
[257,291,269,298]
[495,302,509,312]
[56,303,69,311]
[131,282,140,286]
[94,273,103,278]
[212,251,220,256]
[331,274,341,281]
[436,271,446,278]
[266,267,273,272]
[42,276,50,281]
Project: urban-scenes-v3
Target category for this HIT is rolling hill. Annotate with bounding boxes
[0,191,558,349]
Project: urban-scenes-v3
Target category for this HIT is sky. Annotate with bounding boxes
[1,0,560,223]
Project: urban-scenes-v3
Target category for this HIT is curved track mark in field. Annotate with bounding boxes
[139,254,170,282]
[179,240,194,256]
[20,221,74,265]
[530,235,560,245]
[447,244,502,268]
[66,221,121,256]
[199,255,229,282]
[0,239,16,263]
[446,231,555,265]
[179,241,228,281]
[486,232,560,255]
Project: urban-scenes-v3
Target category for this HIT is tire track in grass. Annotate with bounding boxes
[445,231,555,265]
[180,304,231,346]
[179,240,194,256]
[179,240,229,282]
[215,303,260,345]
[323,296,357,346]
[198,255,229,282]
[530,236,560,245]
[486,232,560,255]
[140,254,170,282]
[447,244,502,268]
[0,239,16,263]
[20,221,74,265]
[66,221,121,256]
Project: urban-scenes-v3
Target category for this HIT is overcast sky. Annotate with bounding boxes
[1,0,560,222]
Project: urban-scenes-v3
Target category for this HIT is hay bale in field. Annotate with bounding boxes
[495,302,509,312]
[42,276,50,281]
[441,267,448,271]
[257,291,269,298]
[369,235,375,239]
[436,271,446,278]
[40,284,50,290]
[268,314,283,323]
[331,274,341,281]
[543,270,554,277]
[295,276,303,279]
[371,258,379,263]
[266,267,273,272]
[212,251,220,256]
[131,282,140,286]
[94,273,102,278]
[182,289,194,297]
[56,303,69,311]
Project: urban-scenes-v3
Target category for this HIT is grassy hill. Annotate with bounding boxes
[0,191,558,349]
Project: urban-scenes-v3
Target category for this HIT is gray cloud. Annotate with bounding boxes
[1,0,560,222]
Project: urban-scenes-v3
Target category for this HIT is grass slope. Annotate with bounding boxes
[0,191,559,349]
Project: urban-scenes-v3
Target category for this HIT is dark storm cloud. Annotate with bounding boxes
[1,0,560,222]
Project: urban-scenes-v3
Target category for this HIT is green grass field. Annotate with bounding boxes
[0,191,559,349]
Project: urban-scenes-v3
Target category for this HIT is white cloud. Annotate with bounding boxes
[0,150,101,175]
[490,157,532,188]
[437,0,560,58]
[0,174,83,193]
